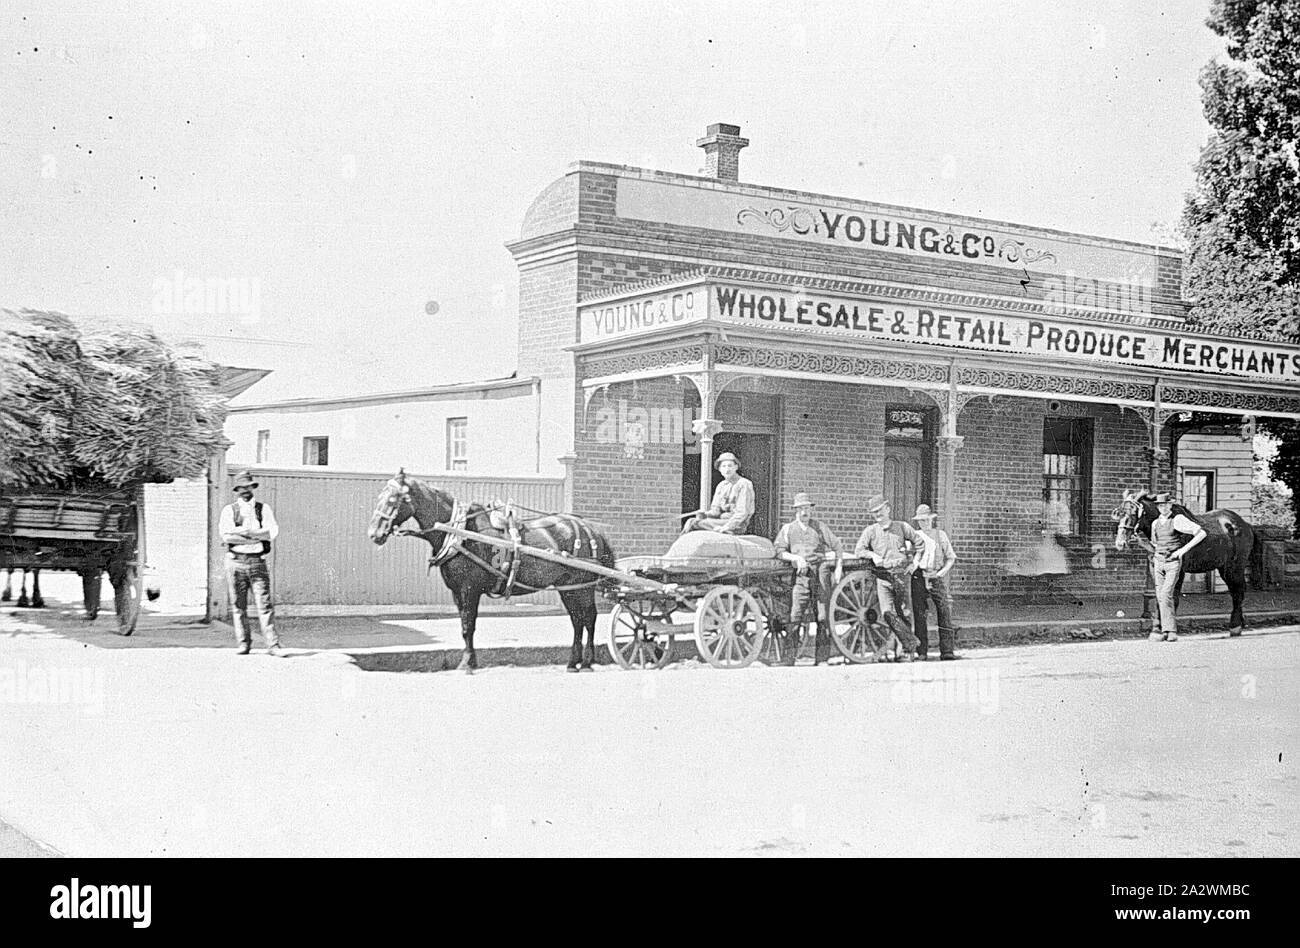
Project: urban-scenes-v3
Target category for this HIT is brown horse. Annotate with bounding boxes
[368,471,617,672]
[1112,489,1254,635]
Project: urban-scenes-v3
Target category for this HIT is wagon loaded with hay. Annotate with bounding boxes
[0,310,228,633]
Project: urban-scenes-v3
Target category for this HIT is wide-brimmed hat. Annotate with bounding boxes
[1153,492,1174,504]
[792,492,815,508]
[866,493,889,513]
[914,503,938,521]
[715,452,740,469]
[232,471,259,490]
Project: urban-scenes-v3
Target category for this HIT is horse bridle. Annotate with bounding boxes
[372,478,413,540]
[1111,494,1143,549]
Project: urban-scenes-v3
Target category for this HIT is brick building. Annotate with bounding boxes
[506,124,1300,598]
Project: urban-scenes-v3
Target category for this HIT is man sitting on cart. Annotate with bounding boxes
[853,494,931,662]
[682,452,755,534]
[774,492,844,665]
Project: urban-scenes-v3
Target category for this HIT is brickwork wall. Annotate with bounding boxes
[950,399,1156,597]
[572,378,687,557]
[143,479,208,610]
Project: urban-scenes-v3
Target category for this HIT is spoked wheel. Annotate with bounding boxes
[114,562,143,636]
[608,602,675,670]
[758,618,806,666]
[829,571,892,663]
[694,586,765,669]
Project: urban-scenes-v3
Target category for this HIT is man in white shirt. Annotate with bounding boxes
[910,503,959,660]
[219,471,281,655]
[683,453,756,534]
[1147,492,1207,642]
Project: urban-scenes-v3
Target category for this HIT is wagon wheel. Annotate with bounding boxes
[695,586,765,669]
[114,562,143,636]
[758,616,806,666]
[608,602,675,670]
[829,571,892,663]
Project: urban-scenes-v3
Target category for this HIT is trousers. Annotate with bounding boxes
[226,555,278,648]
[1151,554,1182,633]
[911,571,956,657]
[876,569,920,652]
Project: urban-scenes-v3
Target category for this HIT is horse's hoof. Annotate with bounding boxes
[32,599,44,609]
[580,665,594,673]
[1229,627,1243,637]
[566,665,579,673]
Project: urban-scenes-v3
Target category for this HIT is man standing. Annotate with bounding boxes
[774,492,844,664]
[853,494,930,662]
[684,452,755,534]
[219,471,282,656]
[1148,492,1207,642]
[910,503,959,661]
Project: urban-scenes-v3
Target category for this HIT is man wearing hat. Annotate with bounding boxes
[910,503,959,660]
[774,492,844,664]
[219,472,282,655]
[683,452,755,534]
[853,494,931,661]
[1148,492,1207,642]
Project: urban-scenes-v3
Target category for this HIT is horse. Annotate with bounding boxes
[1,568,43,608]
[1111,489,1254,635]
[367,470,617,673]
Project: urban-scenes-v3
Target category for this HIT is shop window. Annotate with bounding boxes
[255,429,271,464]
[302,436,329,466]
[446,417,467,471]
[1042,418,1092,536]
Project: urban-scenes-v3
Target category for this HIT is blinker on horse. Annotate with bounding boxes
[368,469,617,673]
[1111,489,1255,635]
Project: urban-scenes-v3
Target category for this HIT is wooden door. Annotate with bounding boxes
[883,443,924,521]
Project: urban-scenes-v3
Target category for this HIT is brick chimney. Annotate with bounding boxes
[696,123,749,182]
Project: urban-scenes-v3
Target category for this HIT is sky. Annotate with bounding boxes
[0,1,1227,404]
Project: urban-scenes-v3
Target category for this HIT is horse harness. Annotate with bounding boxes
[401,501,603,600]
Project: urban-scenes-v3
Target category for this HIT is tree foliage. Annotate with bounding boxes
[1182,1,1300,535]
[1182,0,1300,341]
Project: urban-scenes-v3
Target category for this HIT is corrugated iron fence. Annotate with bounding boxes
[238,468,566,607]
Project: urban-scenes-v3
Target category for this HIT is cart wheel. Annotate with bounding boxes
[114,564,142,636]
[695,586,765,669]
[758,617,805,666]
[829,571,891,663]
[608,603,675,670]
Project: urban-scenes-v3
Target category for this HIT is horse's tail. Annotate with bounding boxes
[1249,519,1265,589]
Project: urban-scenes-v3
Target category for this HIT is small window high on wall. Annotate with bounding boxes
[446,417,467,471]
[256,429,271,464]
[1042,418,1092,536]
[302,436,329,466]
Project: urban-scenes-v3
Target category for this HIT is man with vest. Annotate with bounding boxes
[774,492,844,665]
[220,471,282,655]
[910,503,959,661]
[683,452,756,535]
[1148,492,1207,642]
[853,494,932,661]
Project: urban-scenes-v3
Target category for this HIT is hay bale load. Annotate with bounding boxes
[0,309,228,490]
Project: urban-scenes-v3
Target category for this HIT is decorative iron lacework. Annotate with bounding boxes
[582,345,705,378]
[713,345,950,384]
[1160,386,1300,415]
[954,367,1155,401]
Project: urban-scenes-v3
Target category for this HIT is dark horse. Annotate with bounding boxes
[368,470,616,672]
[1112,489,1255,635]
[1,568,43,608]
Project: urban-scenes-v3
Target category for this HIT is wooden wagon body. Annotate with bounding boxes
[0,486,146,634]
[600,532,912,669]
